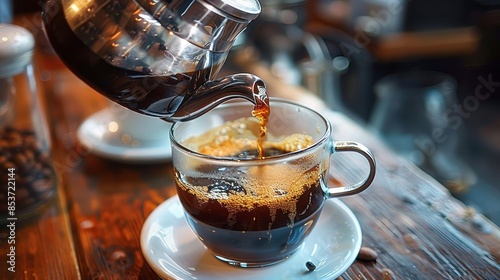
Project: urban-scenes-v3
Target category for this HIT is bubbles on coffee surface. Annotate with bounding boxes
[179,116,316,201]
[182,117,314,158]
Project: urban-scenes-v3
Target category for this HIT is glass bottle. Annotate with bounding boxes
[0,23,57,221]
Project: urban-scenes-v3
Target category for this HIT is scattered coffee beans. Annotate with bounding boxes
[0,127,55,216]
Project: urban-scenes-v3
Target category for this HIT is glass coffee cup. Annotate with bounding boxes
[170,98,376,267]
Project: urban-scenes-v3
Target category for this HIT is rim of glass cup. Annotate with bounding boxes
[169,98,331,163]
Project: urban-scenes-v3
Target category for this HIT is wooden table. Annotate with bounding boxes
[1,41,499,279]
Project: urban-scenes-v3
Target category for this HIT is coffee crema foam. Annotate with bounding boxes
[175,165,322,230]
[178,117,322,230]
[182,117,314,157]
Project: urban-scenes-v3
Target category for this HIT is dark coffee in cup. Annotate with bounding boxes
[174,117,323,264]
[175,163,325,264]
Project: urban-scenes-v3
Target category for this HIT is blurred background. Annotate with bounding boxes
[4,0,500,225]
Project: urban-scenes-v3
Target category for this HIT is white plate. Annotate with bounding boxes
[140,195,362,280]
[77,108,172,163]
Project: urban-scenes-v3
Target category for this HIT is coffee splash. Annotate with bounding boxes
[252,85,270,158]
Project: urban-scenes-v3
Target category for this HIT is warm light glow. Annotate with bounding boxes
[110,31,122,41]
[108,121,119,132]
[70,3,80,12]
[137,13,160,26]
[121,134,132,144]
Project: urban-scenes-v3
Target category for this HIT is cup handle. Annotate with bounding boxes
[327,141,376,197]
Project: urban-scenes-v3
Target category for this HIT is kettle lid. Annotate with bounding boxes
[206,0,261,20]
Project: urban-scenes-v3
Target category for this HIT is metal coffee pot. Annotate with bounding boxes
[42,0,263,121]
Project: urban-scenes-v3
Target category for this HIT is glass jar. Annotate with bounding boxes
[0,23,57,221]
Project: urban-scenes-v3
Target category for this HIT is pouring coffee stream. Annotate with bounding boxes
[42,0,267,122]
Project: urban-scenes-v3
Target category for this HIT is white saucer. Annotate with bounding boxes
[140,195,362,280]
[77,108,172,163]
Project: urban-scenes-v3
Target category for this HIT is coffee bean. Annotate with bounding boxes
[24,149,35,163]
[3,161,15,170]
[305,261,316,271]
[16,188,30,201]
[357,246,378,261]
[14,153,28,167]
[6,131,21,141]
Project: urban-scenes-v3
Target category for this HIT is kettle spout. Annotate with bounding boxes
[167,73,267,122]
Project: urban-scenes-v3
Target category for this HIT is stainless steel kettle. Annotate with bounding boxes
[42,0,265,121]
